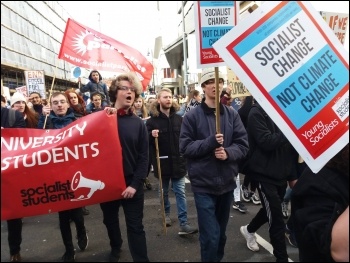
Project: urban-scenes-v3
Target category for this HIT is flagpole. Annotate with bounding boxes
[43,65,57,129]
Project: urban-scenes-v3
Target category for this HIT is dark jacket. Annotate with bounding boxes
[244,103,298,185]
[80,71,110,105]
[146,103,187,179]
[180,100,249,195]
[292,166,349,262]
[37,108,76,129]
[117,112,149,189]
[1,107,26,128]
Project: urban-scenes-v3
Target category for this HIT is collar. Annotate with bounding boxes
[117,108,133,116]
[201,99,225,115]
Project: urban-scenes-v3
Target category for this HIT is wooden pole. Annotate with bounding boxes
[43,67,57,129]
[215,67,220,134]
[155,137,167,235]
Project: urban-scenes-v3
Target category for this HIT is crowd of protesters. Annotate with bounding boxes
[2,68,348,262]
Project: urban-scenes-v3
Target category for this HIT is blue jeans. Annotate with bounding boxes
[159,177,187,226]
[194,191,233,262]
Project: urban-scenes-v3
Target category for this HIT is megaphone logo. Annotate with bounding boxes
[71,171,105,201]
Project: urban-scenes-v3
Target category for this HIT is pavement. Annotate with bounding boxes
[1,174,299,262]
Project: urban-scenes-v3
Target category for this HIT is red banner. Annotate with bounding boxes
[58,18,153,90]
[1,111,125,220]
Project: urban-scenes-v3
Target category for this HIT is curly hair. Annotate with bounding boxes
[109,72,143,105]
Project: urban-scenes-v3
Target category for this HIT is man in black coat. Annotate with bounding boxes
[146,88,198,235]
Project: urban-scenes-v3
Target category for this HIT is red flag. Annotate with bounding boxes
[58,18,153,90]
[1,111,126,220]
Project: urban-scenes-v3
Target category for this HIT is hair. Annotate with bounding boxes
[109,72,143,105]
[11,100,39,128]
[29,92,42,98]
[326,144,349,176]
[133,97,149,118]
[89,70,102,82]
[90,92,102,101]
[157,88,172,99]
[188,90,200,101]
[64,89,87,116]
[1,94,6,103]
[50,92,69,103]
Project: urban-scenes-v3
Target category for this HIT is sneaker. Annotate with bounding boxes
[241,185,251,202]
[82,207,90,215]
[251,193,261,205]
[144,177,152,190]
[240,225,259,252]
[165,215,172,227]
[178,224,198,235]
[10,253,21,262]
[282,202,289,219]
[77,230,88,251]
[62,251,75,262]
[232,201,247,213]
[109,248,120,262]
[285,225,298,248]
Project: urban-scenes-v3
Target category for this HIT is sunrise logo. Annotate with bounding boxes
[72,30,91,55]
[72,30,116,55]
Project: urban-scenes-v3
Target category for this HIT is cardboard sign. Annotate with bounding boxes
[213,1,349,173]
[194,1,238,68]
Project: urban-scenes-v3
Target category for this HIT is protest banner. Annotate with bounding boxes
[24,70,46,99]
[15,86,28,97]
[226,67,251,99]
[194,1,239,68]
[213,1,349,173]
[1,111,125,220]
[320,11,349,45]
[58,18,153,90]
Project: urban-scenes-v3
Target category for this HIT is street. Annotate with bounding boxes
[1,174,299,262]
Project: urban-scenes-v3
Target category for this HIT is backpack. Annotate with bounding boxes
[8,108,16,127]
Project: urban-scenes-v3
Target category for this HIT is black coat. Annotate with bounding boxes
[292,166,349,262]
[244,103,298,185]
[146,106,187,179]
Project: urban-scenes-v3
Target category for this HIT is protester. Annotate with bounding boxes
[183,89,202,117]
[292,144,349,262]
[64,89,88,119]
[100,72,149,262]
[133,96,152,190]
[87,92,105,114]
[2,95,26,262]
[239,96,261,205]
[79,70,110,112]
[180,68,249,262]
[29,92,44,114]
[38,92,88,262]
[64,89,90,216]
[147,88,198,235]
[239,100,298,262]
[10,92,39,128]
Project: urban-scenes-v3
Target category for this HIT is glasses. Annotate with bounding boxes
[52,100,67,105]
[117,86,136,92]
[31,96,40,99]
